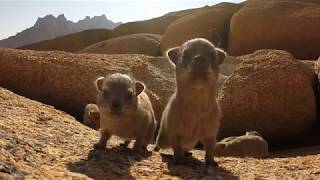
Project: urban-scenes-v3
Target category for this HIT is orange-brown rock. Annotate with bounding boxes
[109,7,204,38]
[160,2,242,54]
[80,33,161,56]
[228,0,320,59]
[0,86,98,179]
[218,50,316,140]
[19,29,110,52]
[0,48,174,121]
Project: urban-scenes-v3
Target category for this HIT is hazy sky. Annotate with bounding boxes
[0,0,244,40]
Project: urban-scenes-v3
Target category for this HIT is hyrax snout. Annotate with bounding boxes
[156,38,226,166]
[93,73,157,153]
[83,103,100,130]
[214,131,269,158]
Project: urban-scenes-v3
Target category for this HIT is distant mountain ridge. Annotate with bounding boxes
[19,29,111,53]
[0,14,121,48]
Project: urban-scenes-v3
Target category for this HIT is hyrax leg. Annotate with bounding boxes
[133,129,148,153]
[120,140,131,148]
[203,137,218,166]
[94,129,110,150]
[173,136,186,165]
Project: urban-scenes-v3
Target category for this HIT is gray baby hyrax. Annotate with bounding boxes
[83,103,100,130]
[93,73,157,153]
[156,38,226,166]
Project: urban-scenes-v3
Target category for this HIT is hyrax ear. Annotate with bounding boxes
[215,48,227,65]
[94,76,105,92]
[135,81,145,96]
[166,47,180,66]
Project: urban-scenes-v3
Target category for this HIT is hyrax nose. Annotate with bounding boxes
[111,101,121,110]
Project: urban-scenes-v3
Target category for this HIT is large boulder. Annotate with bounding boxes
[218,50,316,140]
[160,2,242,54]
[0,48,175,122]
[219,56,241,76]
[228,0,320,59]
[108,7,204,38]
[18,29,111,52]
[79,33,162,56]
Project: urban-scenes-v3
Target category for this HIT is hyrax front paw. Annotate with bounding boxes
[93,142,106,150]
[133,145,149,154]
[174,157,187,165]
[205,158,218,167]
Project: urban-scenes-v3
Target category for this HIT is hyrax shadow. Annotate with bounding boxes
[156,38,226,166]
[93,73,157,153]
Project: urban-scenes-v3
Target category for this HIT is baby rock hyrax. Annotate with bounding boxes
[93,73,157,152]
[83,103,100,130]
[214,131,269,158]
[156,38,226,166]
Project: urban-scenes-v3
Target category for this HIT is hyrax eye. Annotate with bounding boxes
[126,90,133,100]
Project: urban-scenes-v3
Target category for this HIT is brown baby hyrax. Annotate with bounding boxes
[83,103,100,130]
[156,38,226,166]
[93,73,157,153]
[214,131,269,158]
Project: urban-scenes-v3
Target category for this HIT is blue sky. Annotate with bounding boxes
[0,0,244,40]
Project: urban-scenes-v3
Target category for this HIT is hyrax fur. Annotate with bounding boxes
[214,131,269,158]
[156,38,226,166]
[94,73,157,153]
[83,103,100,130]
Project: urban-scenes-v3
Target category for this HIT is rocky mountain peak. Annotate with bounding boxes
[0,14,121,48]
[57,14,67,21]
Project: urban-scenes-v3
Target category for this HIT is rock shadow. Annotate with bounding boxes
[270,145,320,158]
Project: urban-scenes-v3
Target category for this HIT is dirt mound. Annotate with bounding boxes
[19,29,111,52]
[1,86,320,179]
[228,0,320,59]
[80,33,161,56]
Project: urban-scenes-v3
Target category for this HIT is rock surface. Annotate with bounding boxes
[80,33,162,56]
[315,58,320,129]
[18,29,111,52]
[228,0,320,59]
[218,50,316,140]
[0,48,175,122]
[1,86,320,179]
[160,2,242,54]
[0,86,97,179]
